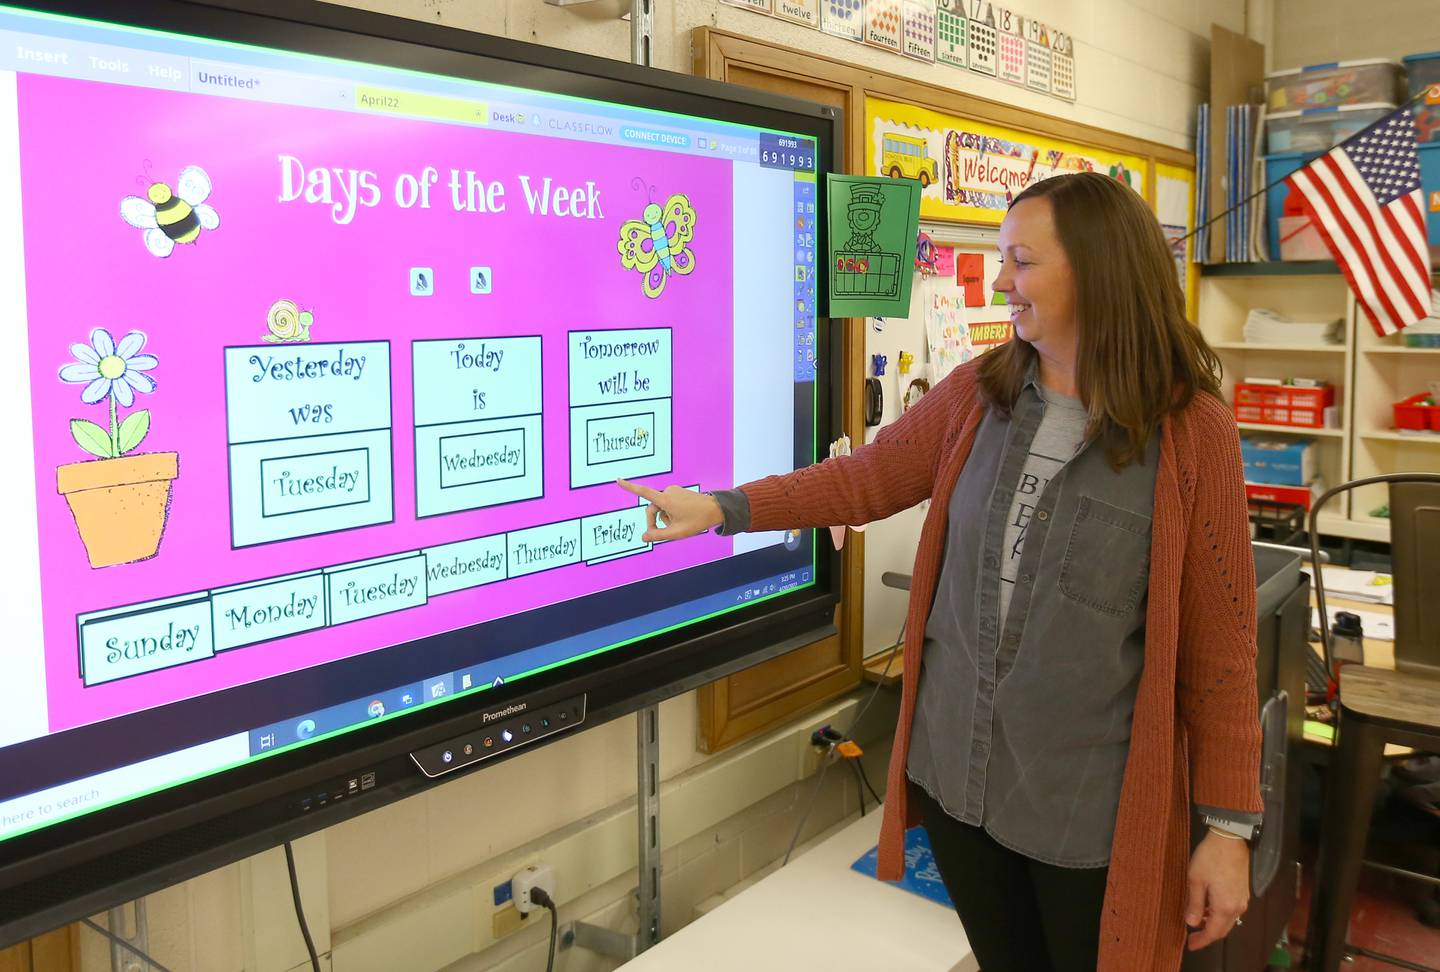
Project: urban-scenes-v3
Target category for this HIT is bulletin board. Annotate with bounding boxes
[1155,161,1199,318]
[864,97,1149,224]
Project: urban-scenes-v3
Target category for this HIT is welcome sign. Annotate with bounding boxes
[865,97,1148,224]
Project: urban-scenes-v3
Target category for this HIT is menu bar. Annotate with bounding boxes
[0,18,805,162]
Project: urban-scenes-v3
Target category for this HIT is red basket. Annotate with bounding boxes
[1393,393,1440,431]
[1233,382,1335,428]
[1245,481,1316,511]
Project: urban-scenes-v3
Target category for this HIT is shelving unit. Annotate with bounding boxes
[1197,263,1440,545]
[1362,347,1440,356]
[1212,341,1346,353]
[1347,304,1440,541]
[1196,269,1355,531]
[1237,422,1345,437]
[1359,430,1440,444]
[1199,261,1340,277]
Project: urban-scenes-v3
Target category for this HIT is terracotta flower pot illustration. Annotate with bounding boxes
[57,452,178,567]
[55,327,178,568]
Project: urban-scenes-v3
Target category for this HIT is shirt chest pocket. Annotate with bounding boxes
[1058,495,1152,617]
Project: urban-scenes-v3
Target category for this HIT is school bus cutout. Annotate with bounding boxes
[881,133,936,187]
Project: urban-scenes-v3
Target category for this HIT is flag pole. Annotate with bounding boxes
[1176,86,1431,248]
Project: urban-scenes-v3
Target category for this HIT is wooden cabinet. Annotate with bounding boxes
[0,928,77,972]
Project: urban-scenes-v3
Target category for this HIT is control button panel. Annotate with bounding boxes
[409,693,588,778]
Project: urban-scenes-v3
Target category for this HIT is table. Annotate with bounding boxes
[621,811,977,972]
[1304,565,1405,754]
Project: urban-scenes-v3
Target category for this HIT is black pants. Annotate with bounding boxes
[916,788,1110,972]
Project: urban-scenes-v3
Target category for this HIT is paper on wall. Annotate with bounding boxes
[922,274,974,381]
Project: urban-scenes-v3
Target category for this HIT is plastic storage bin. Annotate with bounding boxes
[1245,481,1318,512]
[1234,383,1335,429]
[1264,152,1321,259]
[1402,317,1440,348]
[1266,103,1393,154]
[1393,393,1440,431]
[1421,143,1440,268]
[1241,437,1316,486]
[1277,217,1329,260]
[1266,60,1403,111]
[1403,51,1440,143]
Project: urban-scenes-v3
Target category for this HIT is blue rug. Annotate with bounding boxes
[851,825,954,908]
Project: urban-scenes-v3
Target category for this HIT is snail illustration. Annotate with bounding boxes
[263,299,313,343]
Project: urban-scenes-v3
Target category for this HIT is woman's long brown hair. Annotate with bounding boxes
[976,171,1222,468]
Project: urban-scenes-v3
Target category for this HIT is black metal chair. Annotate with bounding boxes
[1305,473,1440,972]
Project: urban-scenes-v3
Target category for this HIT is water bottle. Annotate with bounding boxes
[1330,611,1365,680]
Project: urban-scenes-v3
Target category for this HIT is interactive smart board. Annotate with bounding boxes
[0,0,829,863]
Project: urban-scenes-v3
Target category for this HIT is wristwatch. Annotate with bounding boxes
[1203,814,1257,841]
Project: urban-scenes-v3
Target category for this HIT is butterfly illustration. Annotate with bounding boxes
[618,190,696,299]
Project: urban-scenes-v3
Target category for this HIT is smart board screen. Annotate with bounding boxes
[0,3,822,843]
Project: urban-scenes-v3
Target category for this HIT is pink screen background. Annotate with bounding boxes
[18,76,739,732]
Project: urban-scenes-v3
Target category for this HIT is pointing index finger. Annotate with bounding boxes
[616,478,662,504]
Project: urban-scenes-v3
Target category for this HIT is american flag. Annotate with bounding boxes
[1286,108,1431,337]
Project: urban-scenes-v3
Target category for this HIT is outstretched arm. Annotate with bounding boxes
[617,362,978,541]
[739,363,974,533]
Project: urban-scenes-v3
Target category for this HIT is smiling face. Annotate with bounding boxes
[993,196,1079,362]
[975,171,1224,470]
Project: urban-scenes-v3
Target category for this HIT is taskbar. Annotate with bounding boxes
[245,560,815,757]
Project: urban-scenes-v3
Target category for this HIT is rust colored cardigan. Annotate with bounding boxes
[740,360,1263,970]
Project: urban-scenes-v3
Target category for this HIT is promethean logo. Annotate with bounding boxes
[482,703,527,723]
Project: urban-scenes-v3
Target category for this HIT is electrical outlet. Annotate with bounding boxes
[492,902,524,939]
[800,718,839,778]
[511,862,556,916]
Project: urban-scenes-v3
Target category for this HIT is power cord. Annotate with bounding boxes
[81,917,175,972]
[848,757,867,817]
[284,841,321,972]
[530,886,559,972]
[781,619,905,866]
[822,727,882,820]
[855,757,883,807]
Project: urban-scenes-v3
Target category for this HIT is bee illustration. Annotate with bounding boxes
[264,299,313,343]
[618,181,696,299]
[120,165,219,258]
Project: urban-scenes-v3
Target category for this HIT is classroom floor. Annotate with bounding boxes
[1286,844,1440,969]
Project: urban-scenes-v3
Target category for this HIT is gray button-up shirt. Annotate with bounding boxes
[906,374,1158,868]
[710,372,1258,858]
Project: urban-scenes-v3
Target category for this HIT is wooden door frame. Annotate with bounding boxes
[0,927,78,972]
[693,35,868,752]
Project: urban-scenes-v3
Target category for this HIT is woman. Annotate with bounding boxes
[619,171,1261,971]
